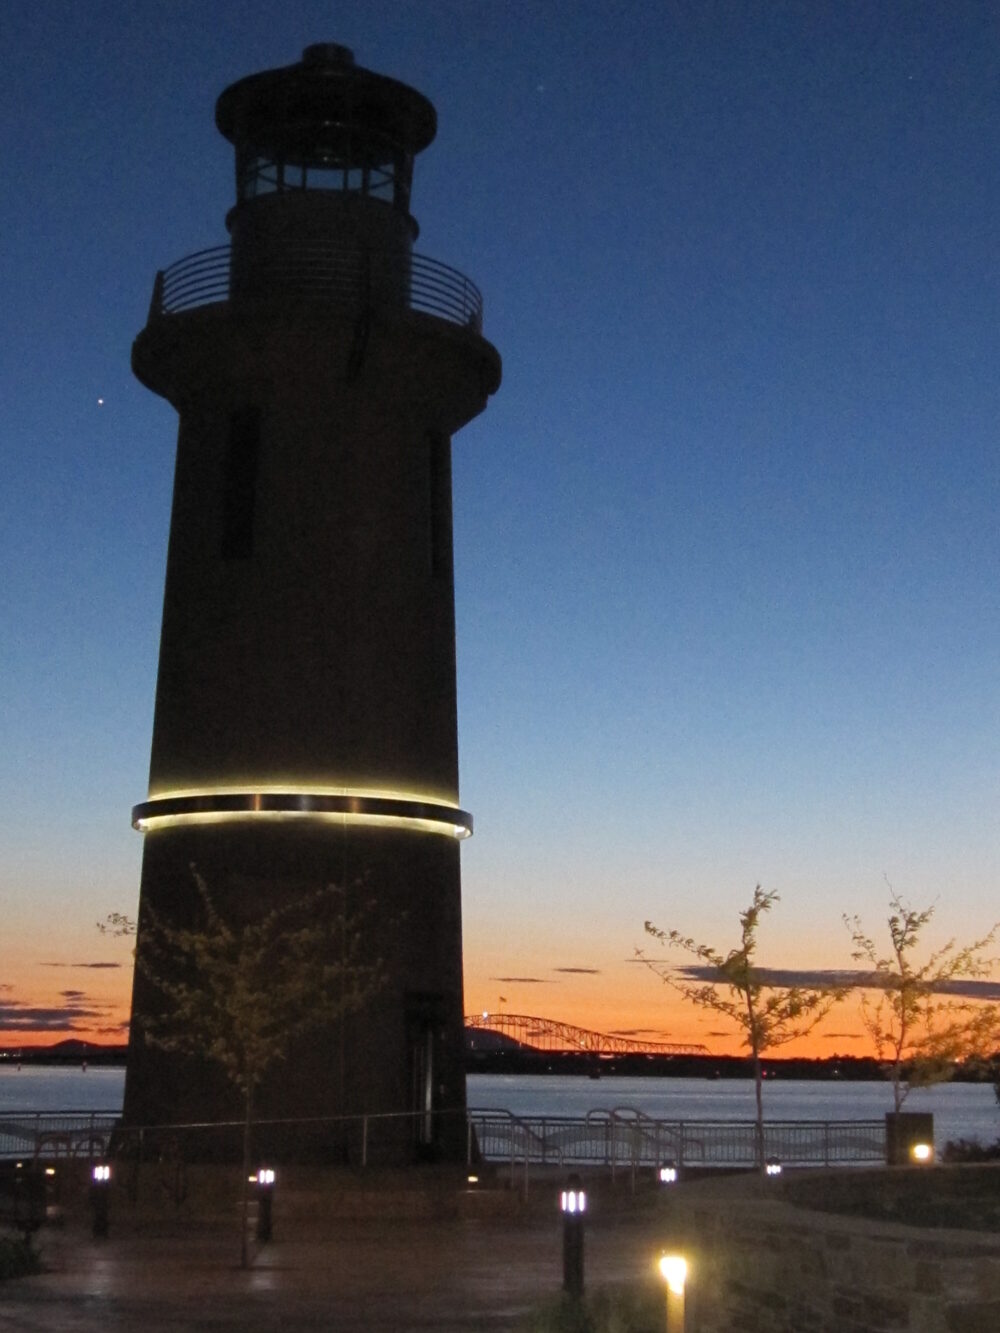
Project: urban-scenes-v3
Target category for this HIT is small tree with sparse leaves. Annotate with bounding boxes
[104,869,386,1266]
[845,889,1000,1112]
[640,886,842,1170]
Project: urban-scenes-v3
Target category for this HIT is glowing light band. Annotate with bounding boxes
[132,791,472,838]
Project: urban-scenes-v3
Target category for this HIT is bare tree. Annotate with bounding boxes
[641,886,841,1169]
[844,888,999,1112]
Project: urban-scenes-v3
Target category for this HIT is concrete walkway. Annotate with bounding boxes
[3,1210,671,1331]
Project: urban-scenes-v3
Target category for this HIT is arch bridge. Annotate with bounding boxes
[465,1012,709,1057]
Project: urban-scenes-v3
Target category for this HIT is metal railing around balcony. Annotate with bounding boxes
[149,243,484,333]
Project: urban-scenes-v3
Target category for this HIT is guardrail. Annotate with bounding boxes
[467,1110,885,1171]
[147,243,484,333]
[0,1112,118,1163]
[1,1108,887,1171]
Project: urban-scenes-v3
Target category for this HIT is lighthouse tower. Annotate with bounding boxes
[122,45,501,1161]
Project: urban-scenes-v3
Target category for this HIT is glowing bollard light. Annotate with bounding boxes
[765,1157,783,1177]
[658,1252,688,1333]
[658,1159,678,1186]
[559,1174,587,1299]
[910,1142,933,1165]
[252,1167,276,1242]
[90,1163,112,1238]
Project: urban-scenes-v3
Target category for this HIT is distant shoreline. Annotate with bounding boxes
[5,1040,999,1085]
[0,1041,128,1067]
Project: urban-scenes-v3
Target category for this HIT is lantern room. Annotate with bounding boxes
[215,43,436,226]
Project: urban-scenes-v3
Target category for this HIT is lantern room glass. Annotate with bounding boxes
[235,131,410,209]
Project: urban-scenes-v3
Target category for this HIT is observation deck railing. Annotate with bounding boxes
[146,243,484,333]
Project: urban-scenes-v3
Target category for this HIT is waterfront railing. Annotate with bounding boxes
[470,1109,885,1171]
[1,1108,886,1171]
[0,1111,118,1163]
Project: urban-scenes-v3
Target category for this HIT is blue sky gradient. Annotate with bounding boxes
[2,1,997,1047]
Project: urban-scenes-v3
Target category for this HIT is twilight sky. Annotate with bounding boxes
[2,1,997,1054]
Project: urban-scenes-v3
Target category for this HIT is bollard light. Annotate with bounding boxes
[765,1157,783,1177]
[560,1185,587,1214]
[560,1173,586,1299]
[659,1252,687,1295]
[254,1165,276,1242]
[659,1251,688,1333]
[658,1159,678,1186]
[90,1162,112,1239]
[910,1141,933,1164]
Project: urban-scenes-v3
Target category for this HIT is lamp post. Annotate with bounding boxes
[658,1252,687,1333]
[559,1174,587,1299]
[254,1167,275,1241]
[90,1163,112,1239]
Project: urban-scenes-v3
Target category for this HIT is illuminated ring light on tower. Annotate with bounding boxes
[132,791,473,838]
[122,43,501,1164]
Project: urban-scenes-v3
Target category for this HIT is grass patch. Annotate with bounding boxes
[520,1282,663,1332]
[0,1233,41,1281]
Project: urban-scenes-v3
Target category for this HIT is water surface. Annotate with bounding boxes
[3,1067,997,1149]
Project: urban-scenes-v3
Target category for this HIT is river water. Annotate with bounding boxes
[2,1067,998,1151]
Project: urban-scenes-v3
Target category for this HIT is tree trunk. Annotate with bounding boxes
[240,1085,253,1269]
[753,1051,765,1172]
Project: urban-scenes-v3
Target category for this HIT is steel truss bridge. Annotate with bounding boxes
[465,1012,709,1057]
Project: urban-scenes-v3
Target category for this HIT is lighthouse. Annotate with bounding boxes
[122,44,501,1161]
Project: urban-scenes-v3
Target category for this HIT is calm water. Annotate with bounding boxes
[2,1067,998,1148]
[0,1066,126,1114]
[470,1073,1000,1148]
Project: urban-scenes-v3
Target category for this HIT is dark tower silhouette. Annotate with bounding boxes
[122,44,501,1161]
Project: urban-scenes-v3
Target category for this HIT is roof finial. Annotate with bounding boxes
[302,44,354,67]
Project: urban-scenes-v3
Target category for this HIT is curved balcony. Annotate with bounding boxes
[146,243,484,334]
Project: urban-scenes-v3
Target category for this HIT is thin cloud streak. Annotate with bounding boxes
[0,989,113,1032]
[491,976,558,985]
[665,966,1000,1001]
[41,962,123,970]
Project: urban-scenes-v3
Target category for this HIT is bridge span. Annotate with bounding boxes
[465,1012,709,1057]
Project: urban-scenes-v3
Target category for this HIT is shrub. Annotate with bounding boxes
[942,1137,1000,1163]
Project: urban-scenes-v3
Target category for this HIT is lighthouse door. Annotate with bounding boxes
[406,994,444,1156]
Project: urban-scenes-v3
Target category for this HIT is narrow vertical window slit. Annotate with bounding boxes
[428,431,453,581]
[221,406,260,559]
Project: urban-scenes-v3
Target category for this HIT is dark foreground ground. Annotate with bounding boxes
[1,1208,669,1332]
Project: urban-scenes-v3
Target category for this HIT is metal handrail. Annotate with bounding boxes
[2,1108,889,1169]
[147,243,484,332]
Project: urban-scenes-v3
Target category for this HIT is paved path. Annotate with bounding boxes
[3,1212,670,1331]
